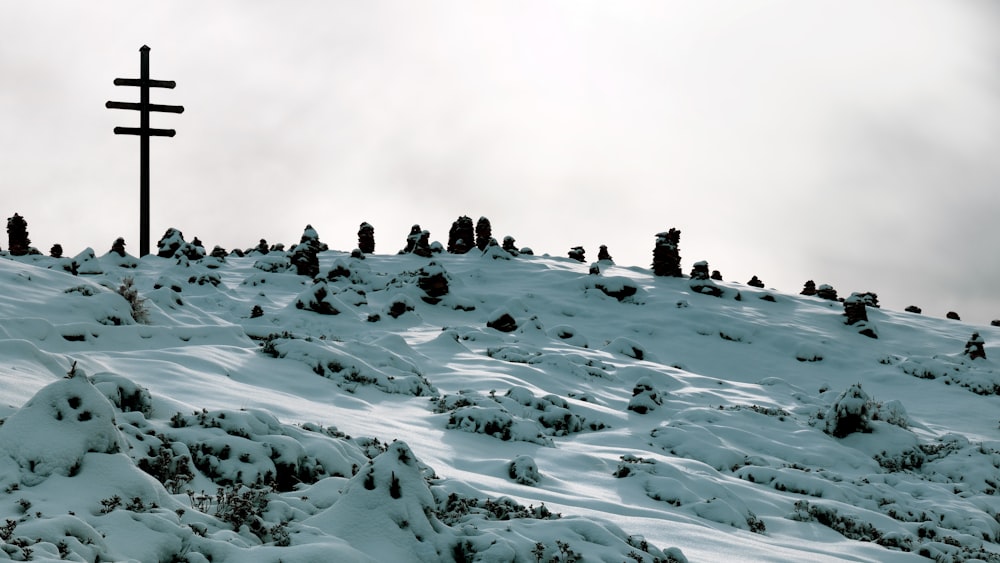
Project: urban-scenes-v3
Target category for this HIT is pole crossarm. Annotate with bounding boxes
[105,45,182,258]
[105,101,184,114]
[113,78,177,89]
[113,127,177,137]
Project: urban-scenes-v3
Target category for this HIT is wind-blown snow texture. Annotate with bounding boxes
[1,245,999,562]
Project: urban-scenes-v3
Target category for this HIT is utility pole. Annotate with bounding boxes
[106,45,184,257]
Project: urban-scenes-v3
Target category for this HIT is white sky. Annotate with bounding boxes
[2,1,999,322]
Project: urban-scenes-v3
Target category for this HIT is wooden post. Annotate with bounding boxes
[106,45,183,257]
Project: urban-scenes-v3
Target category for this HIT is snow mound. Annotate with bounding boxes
[0,369,124,485]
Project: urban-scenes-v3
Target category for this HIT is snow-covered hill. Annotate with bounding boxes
[1,236,999,562]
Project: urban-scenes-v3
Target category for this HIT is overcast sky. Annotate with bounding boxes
[2,1,999,323]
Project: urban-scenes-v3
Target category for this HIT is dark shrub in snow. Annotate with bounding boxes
[119,277,150,323]
[156,228,186,258]
[501,236,519,256]
[843,293,878,339]
[689,260,710,280]
[358,222,375,254]
[992,319,1000,327]
[824,383,873,438]
[294,281,342,315]
[597,245,613,263]
[816,284,838,301]
[711,270,723,281]
[689,261,724,297]
[628,377,664,414]
[327,260,352,281]
[50,243,63,258]
[475,216,492,251]
[946,311,961,321]
[400,225,433,257]
[253,238,270,255]
[856,292,879,308]
[480,238,508,260]
[6,213,31,256]
[92,373,154,417]
[800,280,817,296]
[905,305,922,314]
[291,224,322,278]
[417,261,449,303]
[594,278,639,302]
[487,310,518,333]
[747,276,764,288]
[652,229,682,277]
[568,246,585,262]
[448,216,474,254]
[154,229,203,261]
[111,237,127,257]
[508,455,541,485]
[964,332,986,360]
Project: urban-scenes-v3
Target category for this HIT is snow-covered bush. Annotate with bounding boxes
[508,455,541,485]
[447,215,475,254]
[358,221,375,254]
[0,371,124,485]
[816,284,838,301]
[501,235,519,256]
[385,293,416,319]
[294,280,345,315]
[110,237,127,257]
[156,228,185,258]
[92,373,153,416]
[824,383,873,438]
[964,332,986,360]
[475,216,492,251]
[604,337,649,361]
[118,277,150,324]
[416,261,449,303]
[689,260,724,297]
[597,244,613,263]
[400,224,434,257]
[591,277,640,303]
[800,279,817,296]
[843,293,878,339]
[487,308,518,332]
[628,377,664,414]
[290,224,322,277]
[6,213,31,256]
[436,387,605,445]
[73,247,103,275]
[652,229,682,277]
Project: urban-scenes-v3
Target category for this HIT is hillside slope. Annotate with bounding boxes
[1,244,999,562]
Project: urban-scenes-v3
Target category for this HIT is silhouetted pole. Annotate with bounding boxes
[106,45,184,257]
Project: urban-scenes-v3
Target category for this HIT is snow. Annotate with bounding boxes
[1,245,1000,562]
